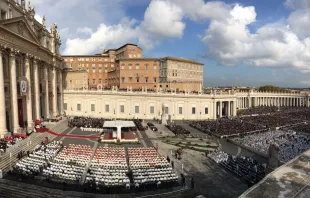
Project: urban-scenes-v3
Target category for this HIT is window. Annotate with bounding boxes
[105,104,109,112]
[135,106,139,114]
[129,64,132,69]
[166,85,168,88]
[105,69,107,73]
[179,107,183,114]
[205,107,208,114]
[145,65,148,70]
[192,107,196,114]
[145,77,148,83]
[64,103,67,111]
[104,59,108,61]
[121,66,124,70]
[154,77,157,83]
[129,77,132,82]
[120,105,125,113]
[77,104,81,111]
[93,79,96,84]
[99,64,102,67]
[99,69,102,73]
[150,106,154,114]
[99,79,102,84]
[92,69,95,73]
[165,107,169,114]
[98,58,102,61]
[136,77,140,83]
[92,58,95,61]
[91,104,95,112]
[136,65,139,69]
[86,58,89,61]
[111,64,114,68]
[154,66,157,70]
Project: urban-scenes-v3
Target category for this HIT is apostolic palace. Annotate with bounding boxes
[0,1,310,198]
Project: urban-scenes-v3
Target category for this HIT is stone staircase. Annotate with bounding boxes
[0,119,69,173]
[0,179,197,198]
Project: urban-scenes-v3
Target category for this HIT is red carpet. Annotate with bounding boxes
[36,128,100,139]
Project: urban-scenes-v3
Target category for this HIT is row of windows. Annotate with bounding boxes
[120,65,157,70]
[77,64,114,68]
[120,77,157,83]
[66,58,114,62]
[64,103,209,115]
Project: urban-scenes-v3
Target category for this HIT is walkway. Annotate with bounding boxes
[81,142,98,184]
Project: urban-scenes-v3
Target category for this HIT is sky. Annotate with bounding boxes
[31,0,310,88]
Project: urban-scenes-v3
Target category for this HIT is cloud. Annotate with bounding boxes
[63,18,138,55]
[300,81,310,86]
[198,2,310,72]
[77,27,93,35]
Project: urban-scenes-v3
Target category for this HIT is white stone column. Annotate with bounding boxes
[0,48,8,137]
[33,59,40,120]
[10,50,20,132]
[213,101,217,119]
[228,101,231,117]
[117,126,122,140]
[25,55,33,127]
[248,97,252,108]
[52,67,57,116]
[44,65,49,119]
[58,69,63,115]
[219,101,222,118]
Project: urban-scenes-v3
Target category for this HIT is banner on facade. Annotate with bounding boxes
[20,80,27,93]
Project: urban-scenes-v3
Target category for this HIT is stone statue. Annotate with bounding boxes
[268,142,280,169]
[42,15,46,28]
[28,0,31,12]
[21,0,25,10]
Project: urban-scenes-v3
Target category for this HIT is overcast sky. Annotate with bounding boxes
[32,0,310,88]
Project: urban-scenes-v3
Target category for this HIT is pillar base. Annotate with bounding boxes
[0,131,10,139]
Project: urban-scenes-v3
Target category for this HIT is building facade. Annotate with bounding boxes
[63,44,204,91]
[0,0,64,137]
[63,90,310,121]
[63,70,88,90]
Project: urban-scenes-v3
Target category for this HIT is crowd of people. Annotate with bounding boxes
[237,107,278,116]
[11,142,178,192]
[165,124,190,136]
[231,130,310,162]
[208,150,267,186]
[68,117,106,128]
[0,135,27,153]
[189,118,263,137]
[240,115,298,128]
[286,123,310,134]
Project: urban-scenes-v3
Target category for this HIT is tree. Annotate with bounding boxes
[258,85,289,93]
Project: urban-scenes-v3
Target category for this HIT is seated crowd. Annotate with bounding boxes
[231,130,310,162]
[208,150,267,186]
[12,143,179,192]
[86,147,130,187]
[68,117,106,128]
[165,124,190,136]
[128,147,178,189]
[190,118,263,137]
[238,106,278,116]
[15,141,63,178]
[286,123,310,134]
[240,115,298,128]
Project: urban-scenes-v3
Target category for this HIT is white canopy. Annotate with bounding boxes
[103,120,136,128]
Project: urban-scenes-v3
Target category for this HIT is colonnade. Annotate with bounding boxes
[0,46,63,137]
[237,96,310,109]
[214,100,236,118]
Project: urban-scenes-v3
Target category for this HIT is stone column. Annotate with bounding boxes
[58,69,63,115]
[233,101,237,116]
[219,101,222,118]
[248,97,252,108]
[25,55,33,127]
[228,101,231,117]
[33,59,40,120]
[0,48,8,137]
[44,65,49,119]
[52,66,57,116]
[213,101,217,119]
[10,50,20,132]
